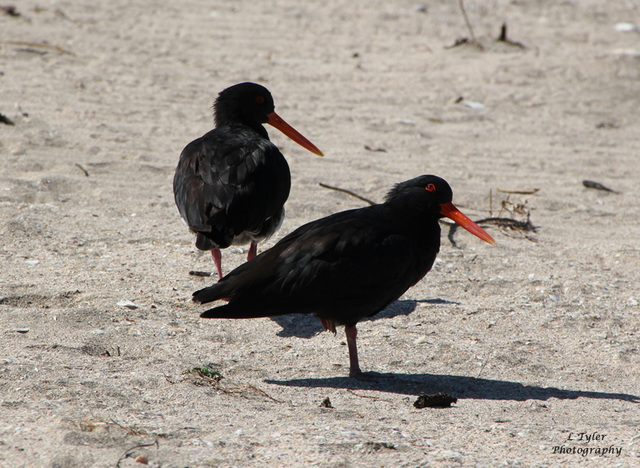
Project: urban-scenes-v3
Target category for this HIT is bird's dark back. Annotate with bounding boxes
[174,124,290,248]
[198,201,443,325]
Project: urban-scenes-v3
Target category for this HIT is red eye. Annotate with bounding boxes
[255,96,265,104]
[425,183,436,192]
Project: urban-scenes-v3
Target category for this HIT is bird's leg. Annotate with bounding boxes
[211,248,224,279]
[211,248,232,302]
[247,241,258,261]
[345,324,367,379]
[319,318,336,334]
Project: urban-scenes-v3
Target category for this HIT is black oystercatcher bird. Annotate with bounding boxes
[193,175,496,379]
[174,82,323,279]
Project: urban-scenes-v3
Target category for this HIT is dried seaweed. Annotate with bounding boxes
[0,112,15,125]
[414,392,458,408]
[583,179,619,193]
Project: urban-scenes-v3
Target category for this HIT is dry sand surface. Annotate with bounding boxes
[2,1,640,466]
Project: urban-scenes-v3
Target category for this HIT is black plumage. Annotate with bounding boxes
[193,175,496,378]
[174,82,322,278]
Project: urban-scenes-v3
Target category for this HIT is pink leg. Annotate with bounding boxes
[247,241,258,261]
[210,248,231,302]
[345,324,366,379]
[211,248,224,279]
[319,318,336,334]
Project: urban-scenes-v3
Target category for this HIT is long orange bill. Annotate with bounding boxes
[266,111,323,156]
[440,202,496,245]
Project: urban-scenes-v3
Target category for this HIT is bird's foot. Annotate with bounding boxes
[349,369,376,381]
[319,318,336,334]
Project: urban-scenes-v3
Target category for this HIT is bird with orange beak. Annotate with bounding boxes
[174,82,323,278]
[193,175,495,379]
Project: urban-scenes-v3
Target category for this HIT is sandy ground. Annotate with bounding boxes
[2,0,640,466]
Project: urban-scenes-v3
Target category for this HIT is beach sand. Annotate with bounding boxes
[1,1,639,466]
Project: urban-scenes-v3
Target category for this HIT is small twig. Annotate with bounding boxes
[75,163,89,177]
[497,195,508,218]
[476,217,536,232]
[476,359,488,379]
[347,389,381,400]
[189,270,212,277]
[497,23,526,48]
[115,440,159,468]
[215,381,283,403]
[0,40,75,55]
[319,182,377,206]
[164,374,179,384]
[364,145,387,153]
[109,418,147,436]
[347,389,394,404]
[246,384,281,403]
[489,189,493,217]
[446,216,536,247]
[458,0,483,49]
[496,187,539,195]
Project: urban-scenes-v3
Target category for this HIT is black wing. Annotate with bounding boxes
[195,205,440,325]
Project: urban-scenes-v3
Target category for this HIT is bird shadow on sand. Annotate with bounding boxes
[270,298,459,338]
[266,373,639,403]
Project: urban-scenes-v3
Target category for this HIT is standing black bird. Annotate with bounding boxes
[174,82,323,279]
[192,175,496,379]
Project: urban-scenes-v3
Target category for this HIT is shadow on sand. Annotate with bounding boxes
[270,299,458,338]
[268,299,639,402]
[266,372,639,403]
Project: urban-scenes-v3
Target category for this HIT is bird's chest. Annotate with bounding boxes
[398,229,441,284]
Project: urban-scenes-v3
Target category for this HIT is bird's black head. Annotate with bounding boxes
[213,82,275,128]
[385,175,496,245]
[385,175,453,216]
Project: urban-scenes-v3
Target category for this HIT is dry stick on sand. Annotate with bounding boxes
[74,163,89,177]
[458,0,483,49]
[1,40,75,55]
[115,440,159,468]
[221,383,283,403]
[318,182,376,206]
[446,217,536,248]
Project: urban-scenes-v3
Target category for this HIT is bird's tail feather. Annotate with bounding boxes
[192,283,231,304]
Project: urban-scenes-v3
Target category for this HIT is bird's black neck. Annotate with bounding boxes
[382,199,443,248]
[213,92,270,139]
[214,111,269,139]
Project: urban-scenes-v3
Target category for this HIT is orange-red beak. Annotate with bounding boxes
[266,111,323,156]
[440,202,496,245]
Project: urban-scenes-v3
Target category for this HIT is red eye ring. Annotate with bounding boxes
[425,183,436,192]
[255,96,265,104]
